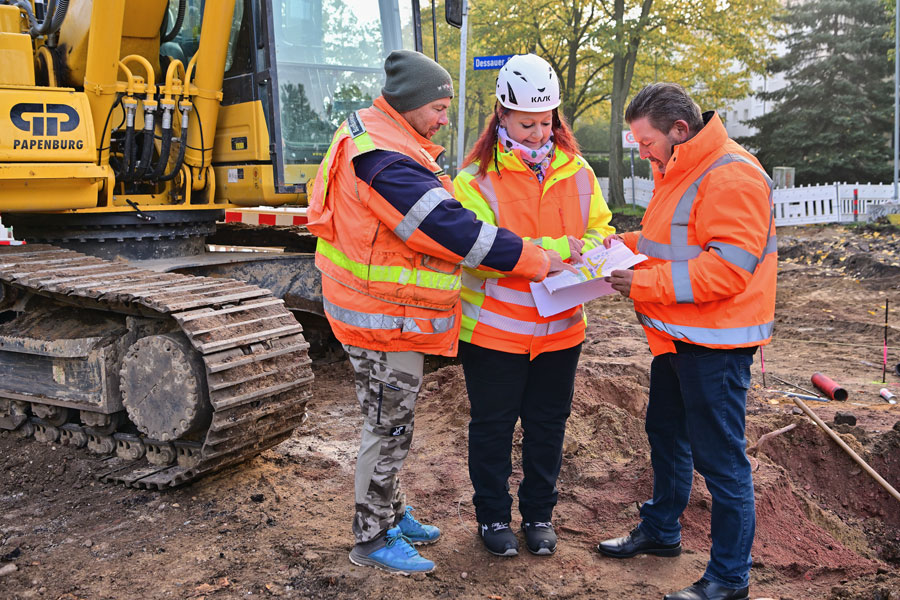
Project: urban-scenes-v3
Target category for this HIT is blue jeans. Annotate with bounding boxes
[638,347,755,589]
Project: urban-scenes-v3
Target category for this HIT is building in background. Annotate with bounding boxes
[721,0,803,139]
[721,47,788,140]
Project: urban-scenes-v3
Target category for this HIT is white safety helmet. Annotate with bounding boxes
[495,54,561,112]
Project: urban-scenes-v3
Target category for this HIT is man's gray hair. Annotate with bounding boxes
[625,83,703,134]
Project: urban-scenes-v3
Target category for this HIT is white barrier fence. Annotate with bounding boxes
[598,176,655,207]
[599,178,900,226]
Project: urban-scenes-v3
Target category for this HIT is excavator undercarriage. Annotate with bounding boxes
[0,244,313,489]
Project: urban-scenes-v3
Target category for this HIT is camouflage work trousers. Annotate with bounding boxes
[344,344,424,544]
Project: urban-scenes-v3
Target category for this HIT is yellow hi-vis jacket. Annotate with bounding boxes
[453,143,614,358]
[306,97,550,356]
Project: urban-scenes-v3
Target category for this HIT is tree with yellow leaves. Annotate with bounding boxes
[423,0,778,196]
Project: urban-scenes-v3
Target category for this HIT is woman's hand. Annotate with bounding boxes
[603,234,624,249]
[568,236,585,263]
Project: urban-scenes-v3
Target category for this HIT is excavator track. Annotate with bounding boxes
[0,245,313,489]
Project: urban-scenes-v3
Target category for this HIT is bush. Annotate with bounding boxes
[584,154,650,179]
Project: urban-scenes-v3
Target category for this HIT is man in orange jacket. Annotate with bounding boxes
[596,83,776,600]
[307,50,571,575]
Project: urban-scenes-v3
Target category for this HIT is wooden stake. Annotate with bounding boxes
[792,397,900,504]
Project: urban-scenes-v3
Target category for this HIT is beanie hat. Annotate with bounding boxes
[381,50,454,113]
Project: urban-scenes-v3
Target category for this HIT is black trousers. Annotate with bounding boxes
[458,340,582,524]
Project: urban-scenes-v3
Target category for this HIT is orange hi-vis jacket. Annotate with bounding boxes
[454,143,614,358]
[621,112,777,356]
[306,97,550,356]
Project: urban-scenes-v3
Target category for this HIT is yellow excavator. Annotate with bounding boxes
[0,0,437,488]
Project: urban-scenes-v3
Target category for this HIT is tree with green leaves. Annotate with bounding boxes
[422,0,776,192]
[739,0,893,186]
[606,0,779,206]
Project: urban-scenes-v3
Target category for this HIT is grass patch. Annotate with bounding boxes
[611,204,646,217]
[840,219,900,233]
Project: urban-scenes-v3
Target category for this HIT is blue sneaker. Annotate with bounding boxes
[397,506,441,545]
[348,527,435,575]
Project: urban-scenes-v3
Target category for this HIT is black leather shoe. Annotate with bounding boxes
[596,526,682,558]
[479,522,519,557]
[664,579,749,600]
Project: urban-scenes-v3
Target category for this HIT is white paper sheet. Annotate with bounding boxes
[529,242,647,317]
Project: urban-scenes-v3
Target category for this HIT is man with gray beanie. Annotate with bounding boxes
[306,50,571,575]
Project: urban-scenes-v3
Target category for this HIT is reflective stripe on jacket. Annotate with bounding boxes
[621,112,777,355]
[454,143,614,358]
[306,97,549,356]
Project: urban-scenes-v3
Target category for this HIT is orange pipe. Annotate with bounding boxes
[811,372,848,402]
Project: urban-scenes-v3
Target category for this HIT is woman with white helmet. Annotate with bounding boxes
[454,53,614,557]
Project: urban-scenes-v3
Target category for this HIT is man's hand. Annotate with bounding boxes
[546,249,578,277]
[567,235,585,263]
[605,269,633,297]
[603,234,625,249]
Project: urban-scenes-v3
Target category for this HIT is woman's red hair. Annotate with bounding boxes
[463,103,581,178]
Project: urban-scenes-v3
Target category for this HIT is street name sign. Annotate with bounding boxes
[473,55,514,70]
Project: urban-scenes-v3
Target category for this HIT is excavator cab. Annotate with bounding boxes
[166,0,422,204]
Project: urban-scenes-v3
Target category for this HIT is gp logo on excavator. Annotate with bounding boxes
[10,103,84,150]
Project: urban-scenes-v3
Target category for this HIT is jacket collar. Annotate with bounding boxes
[372,96,446,161]
[495,141,574,173]
[662,111,727,180]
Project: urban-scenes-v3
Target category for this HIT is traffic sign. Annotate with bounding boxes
[622,130,639,149]
[473,55,514,70]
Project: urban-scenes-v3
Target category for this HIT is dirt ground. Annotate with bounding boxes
[2,220,900,600]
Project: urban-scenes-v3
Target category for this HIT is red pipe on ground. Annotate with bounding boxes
[811,372,848,401]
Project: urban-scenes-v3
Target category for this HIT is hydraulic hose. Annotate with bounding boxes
[5,0,37,30]
[148,107,174,180]
[28,0,58,36]
[2,0,67,36]
[49,0,68,33]
[132,108,156,181]
[98,93,124,167]
[121,105,137,179]
[159,107,189,182]
[161,0,186,43]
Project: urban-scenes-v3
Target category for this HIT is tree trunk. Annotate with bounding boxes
[607,0,652,208]
[607,0,628,208]
[562,0,582,127]
[608,65,626,207]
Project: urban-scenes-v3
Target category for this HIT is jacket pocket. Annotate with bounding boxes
[413,255,461,309]
[422,255,458,275]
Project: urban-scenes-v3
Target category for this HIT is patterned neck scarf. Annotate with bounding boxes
[497,126,554,183]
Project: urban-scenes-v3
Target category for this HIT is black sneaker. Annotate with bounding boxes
[522,521,557,555]
[478,522,519,557]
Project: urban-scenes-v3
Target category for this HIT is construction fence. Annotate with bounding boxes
[599,178,900,226]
